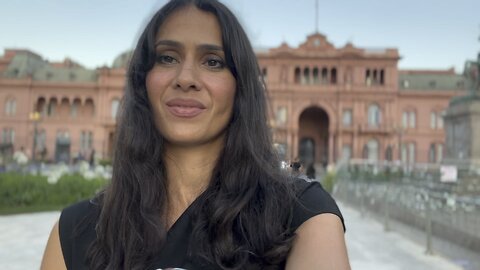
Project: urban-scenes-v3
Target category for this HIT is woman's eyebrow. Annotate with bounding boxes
[155,40,223,52]
[155,39,182,48]
[198,44,223,52]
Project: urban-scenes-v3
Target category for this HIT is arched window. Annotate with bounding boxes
[4,98,16,116]
[380,69,385,85]
[365,139,379,162]
[429,143,436,163]
[428,143,444,163]
[430,110,444,129]
[47,98,58,117]
[303,67,310,84]
[312,67,319,84]
[385,146,393,161]
[362,145,369,159]
[437,112,444,129]
[80,130,94,151]
[342,145,352,160]
[294,67,301,84]
[402,111,408,128]
[60,98,69,116]
[430,112,437,129]
[55,130,71,163]
[36,130,46,153]
[85,98,95,117]
[342,109,352,126]
[331,68,337,84]
[111,98,120,119]
[401,143,407,163]
[373,69,378,85]
[409,111,416,128]
[368,104,381,127]
[275,106,287,125]
[436,144,444,163]
[408,143,416,164]
[36,97,47,116]
[1,128,15,144]
[321,68,328,84]
[71,98,81,118]
[365,69,371,86]
[403,109,416,128]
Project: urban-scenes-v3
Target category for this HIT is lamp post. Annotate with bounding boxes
[29,112,41,169]
[394,126,404,162]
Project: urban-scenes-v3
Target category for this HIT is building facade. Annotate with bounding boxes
[259,33,465,167]
[0,33,467,167]
[0,49,126,163]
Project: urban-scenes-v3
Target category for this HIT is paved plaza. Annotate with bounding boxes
[0,203,467,270]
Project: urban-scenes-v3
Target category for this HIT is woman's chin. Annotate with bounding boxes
[163,132,225,149]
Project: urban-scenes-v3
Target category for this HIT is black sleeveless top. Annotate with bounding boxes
[59,179,345,270]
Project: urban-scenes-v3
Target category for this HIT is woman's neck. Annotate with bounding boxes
[163,137,224,209]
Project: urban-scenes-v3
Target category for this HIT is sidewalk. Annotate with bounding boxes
[0,211,59,270]
[0,205,466,270]
[342,203,463,270]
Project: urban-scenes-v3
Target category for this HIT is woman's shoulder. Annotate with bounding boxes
[60,198,100,226]
[290,178,345,232]
[58,199,100,269]
[59,198,100,242]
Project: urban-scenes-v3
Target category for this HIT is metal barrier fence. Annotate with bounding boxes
[333,160,480,255]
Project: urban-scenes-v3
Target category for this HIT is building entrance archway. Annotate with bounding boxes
[298,107,330,171]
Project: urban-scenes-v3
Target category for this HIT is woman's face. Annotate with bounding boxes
[146,6,236,147]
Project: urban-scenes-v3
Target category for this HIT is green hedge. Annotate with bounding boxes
[0,173,108,215]
[322,172,337,193]
[346,165,404,182]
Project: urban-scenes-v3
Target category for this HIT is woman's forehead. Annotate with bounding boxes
[155,6,223,46]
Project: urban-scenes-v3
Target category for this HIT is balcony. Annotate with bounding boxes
[358,123,393,134]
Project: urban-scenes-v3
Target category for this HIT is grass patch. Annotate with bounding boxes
[0,205,64,215]
[0,172,108,215]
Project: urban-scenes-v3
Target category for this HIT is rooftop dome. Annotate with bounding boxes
[112,50,133,69]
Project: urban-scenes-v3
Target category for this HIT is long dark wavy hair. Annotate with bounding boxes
[87,0,296,269]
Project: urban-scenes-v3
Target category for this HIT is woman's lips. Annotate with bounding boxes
[165,98,206,118]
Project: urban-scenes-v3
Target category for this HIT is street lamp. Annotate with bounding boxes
[29,111,41,165]
[392,125,405,164]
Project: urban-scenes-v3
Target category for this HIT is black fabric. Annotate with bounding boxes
[291,179,345,232]
[58,198,101,270]
[58,178,344,270]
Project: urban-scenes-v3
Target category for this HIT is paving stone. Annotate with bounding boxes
[0,204,466,269]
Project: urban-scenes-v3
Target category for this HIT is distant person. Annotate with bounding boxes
[306,163,316,179]
[39,147,48,162]
[291,161,301,173]
[89,149,96,168]
[41,1,349,269]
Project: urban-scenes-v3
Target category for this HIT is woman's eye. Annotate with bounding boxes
[156,55,178,65]
[204,58,225,69]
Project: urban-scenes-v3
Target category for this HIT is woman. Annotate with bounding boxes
[41,0,350,269]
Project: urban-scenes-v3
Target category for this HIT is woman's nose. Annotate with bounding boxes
[174,63,201,91]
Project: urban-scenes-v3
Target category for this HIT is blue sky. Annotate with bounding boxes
[1,0,479,72]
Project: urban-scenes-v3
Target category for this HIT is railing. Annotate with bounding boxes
[333,160,480,257]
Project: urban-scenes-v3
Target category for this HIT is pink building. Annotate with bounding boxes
[259,33,465,166]
[0,49,126,163]
[0,33,466,166]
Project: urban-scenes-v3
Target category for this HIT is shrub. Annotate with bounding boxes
[322,172,337,193]
[0,172,108,214]
[98,159,112,167]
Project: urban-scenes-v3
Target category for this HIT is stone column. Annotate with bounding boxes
[328,132,334,165]
[353,127,358,159]
[338,131,343,162]
[292,130,299,159]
